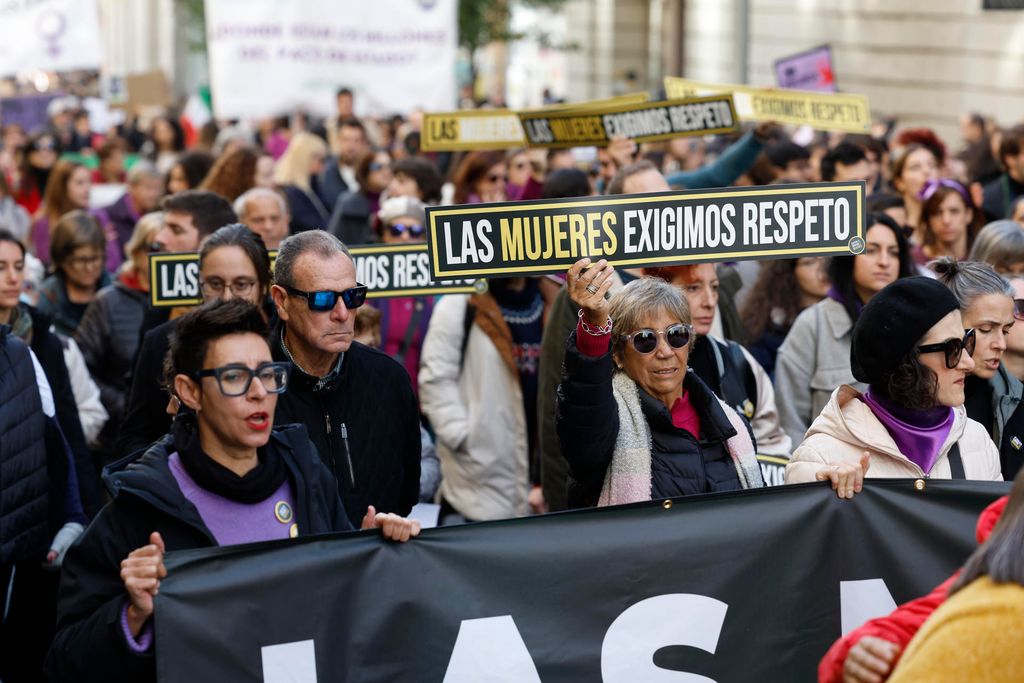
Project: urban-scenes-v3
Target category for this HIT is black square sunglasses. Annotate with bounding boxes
[282,284,368,312]
[917,328,976,369]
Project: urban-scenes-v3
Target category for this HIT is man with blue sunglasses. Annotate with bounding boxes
[270,230,421,527]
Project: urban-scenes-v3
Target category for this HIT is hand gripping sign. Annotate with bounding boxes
[424,182,866,281]
[148,243,483,307]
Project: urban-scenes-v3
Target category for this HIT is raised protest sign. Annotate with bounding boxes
[155,480,1008,681]
[420,94,651,152]
[148,244,482,307]
[664,77,870,133]
[425,182,865,281]
[518,95,738,148]
[774,44,838,92]
[0,0,102,77]
[204,0,457,118]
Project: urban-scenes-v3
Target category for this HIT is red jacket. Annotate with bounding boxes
[818,495,1008,683]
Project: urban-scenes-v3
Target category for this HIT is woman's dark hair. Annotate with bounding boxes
[871,347,939,411]
[542,168,590,199]
[0,228,25,257]
[355,149,391,190]
[740,259,810,342]
[199,146,262,201]
[164,299,269,388]
[392,157,443,204]
[452,150,506,204]
[198,223,273,299]
[172,150,216,193]
[152,115,186,152]
[920,183,983,254]
[827,212,915,323]
[951,468,1024,595]
[51,210,105,271]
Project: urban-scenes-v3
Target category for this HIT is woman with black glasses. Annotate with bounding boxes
[786,277,1002,497]
[117,224,276,456]
[934,258,1024,481]
[554,259,764,509]
[47,299,419,682]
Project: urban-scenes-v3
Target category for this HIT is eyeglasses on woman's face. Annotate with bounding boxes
[193,361,290,397]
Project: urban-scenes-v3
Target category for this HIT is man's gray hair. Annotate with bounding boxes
[127,160,161,185]
[233,187,288,219]
[274,230,352,288]
[608,277,691,358]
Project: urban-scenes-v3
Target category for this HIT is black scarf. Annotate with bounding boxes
[171,414,289,504]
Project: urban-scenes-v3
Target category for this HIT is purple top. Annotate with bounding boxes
[167,452,296,546]
[120,452,298,651]
[862,388,954,474]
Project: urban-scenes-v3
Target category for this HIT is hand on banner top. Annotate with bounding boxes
[121,531,167,636]
[606,136,638,171]
[567,258,614,328]
[360,505,422,543]
[815,452,871,499]
[842,635,902,683]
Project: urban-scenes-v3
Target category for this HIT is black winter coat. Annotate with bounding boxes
[75,281,149,448]
[25,306,103,516]
[272,326,421,526]
[556,335,750,508]
[116,317,173,457]
[46,424,352,683]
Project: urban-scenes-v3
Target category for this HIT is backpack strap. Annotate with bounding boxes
[459,301,477,370]
[947,441,965,480]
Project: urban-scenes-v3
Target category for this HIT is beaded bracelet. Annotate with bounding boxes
[578,308,613,336]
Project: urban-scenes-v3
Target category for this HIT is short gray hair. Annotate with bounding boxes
[234,187,288,219]
[931,257,1013,309]
[608,277,691,358]
[968,220,1024,274]
[127,160,161,185]
[274,230,352,288]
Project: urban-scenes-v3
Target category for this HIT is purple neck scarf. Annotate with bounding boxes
[862,388,954,474]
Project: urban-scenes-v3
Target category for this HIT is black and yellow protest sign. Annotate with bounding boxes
[425,182,865,280]
[663,77,871,133]
[420,93,651,152]
[149,244,483,307]
[518,95,738,149]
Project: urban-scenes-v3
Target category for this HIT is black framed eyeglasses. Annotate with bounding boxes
[917,329,977,369]
[1014,298,1024,322]
[282,283,367,312]
[619,323,693,354]
[193,362,290,397]
[388,223,424,238]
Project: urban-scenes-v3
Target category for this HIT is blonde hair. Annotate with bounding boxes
[121,211,164,273]
[273,132,327,191]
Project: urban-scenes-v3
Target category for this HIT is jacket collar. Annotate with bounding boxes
[272,321,346,393]
[636,369,737,443]
[990,363,1024,403]
[820,297,854,340]
[102,424,321,544]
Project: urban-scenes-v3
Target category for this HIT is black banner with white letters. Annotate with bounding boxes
[154,480,1007,682]
[424,183,866,281]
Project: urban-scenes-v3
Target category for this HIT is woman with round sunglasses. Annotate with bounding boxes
[118,224,276,456]
[368,196,434,392]
[327,149,393,245]
[48,299,419,682]
[555,259,763,509]
[786,277,1002,497]
[934,258,1024,481]
[912,179,983,265]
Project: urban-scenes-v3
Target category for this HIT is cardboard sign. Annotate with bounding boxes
[774,45,837,92]
[663,77,870,133]
[148,244,483,307]
[425,182,866,280]
[518,95,738,149]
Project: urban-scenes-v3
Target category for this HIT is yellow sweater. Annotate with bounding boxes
[888,576,1024,683]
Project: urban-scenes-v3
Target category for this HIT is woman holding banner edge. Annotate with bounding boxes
[46,299,419,682]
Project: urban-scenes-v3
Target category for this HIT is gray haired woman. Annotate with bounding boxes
[555,257,763,509]
[968,220,1024,277]
[933,257,1024,480]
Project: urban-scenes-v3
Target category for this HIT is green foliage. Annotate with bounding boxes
[459,0,570,53]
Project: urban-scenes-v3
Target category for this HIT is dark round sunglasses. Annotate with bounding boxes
[619,323,693,354]
[388,223,425,238]
[917,328,976,369]
[1014,298,1024,322]
[283,284,367,312]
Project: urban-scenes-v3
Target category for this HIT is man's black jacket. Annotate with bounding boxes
[272,326,420,526]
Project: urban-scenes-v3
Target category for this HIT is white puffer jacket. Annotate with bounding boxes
[786,385,1003,483]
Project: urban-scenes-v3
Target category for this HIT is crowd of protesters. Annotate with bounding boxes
[1,86,1024,681]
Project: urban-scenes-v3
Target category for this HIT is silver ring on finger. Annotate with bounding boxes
[586,284,599,294]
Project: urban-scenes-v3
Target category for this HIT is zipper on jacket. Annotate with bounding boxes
[340,423,356,490]
[324,408,341,492]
